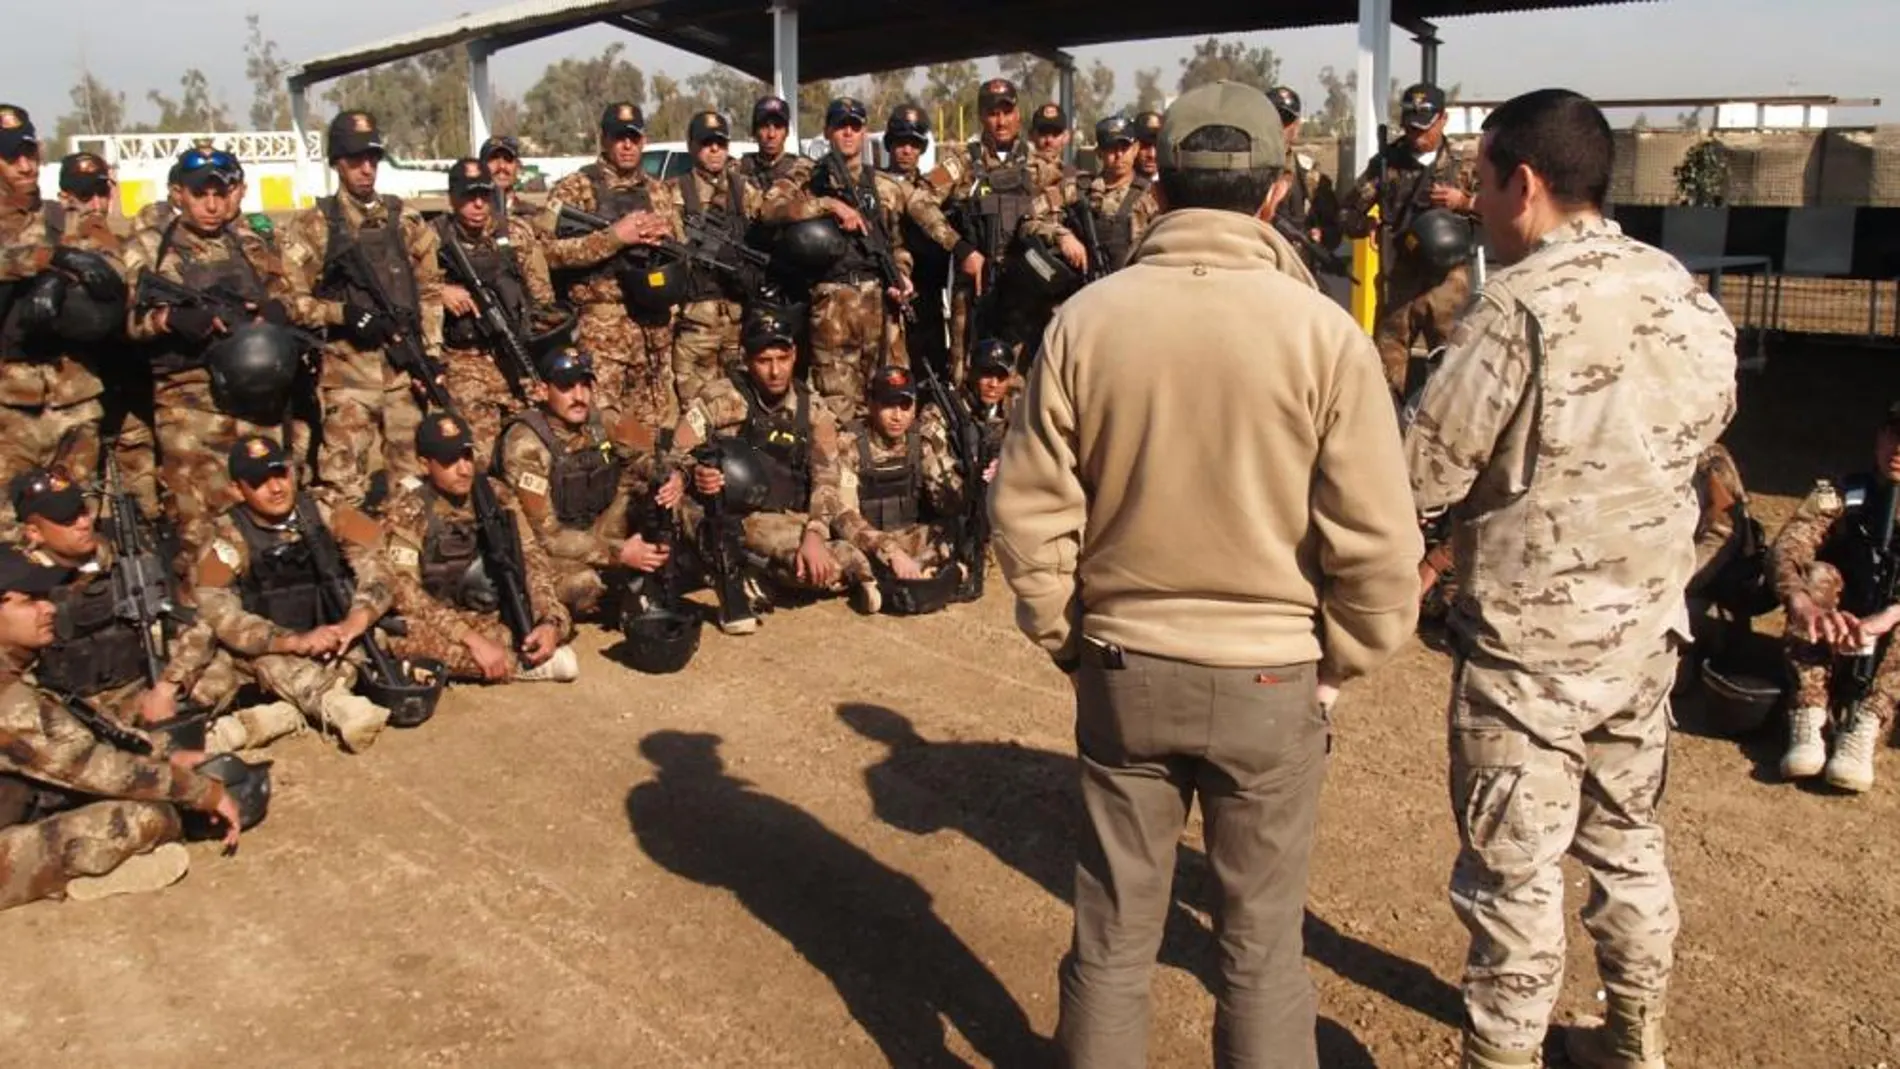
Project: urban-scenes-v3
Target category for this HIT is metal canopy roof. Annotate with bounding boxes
[289,0,1645,89]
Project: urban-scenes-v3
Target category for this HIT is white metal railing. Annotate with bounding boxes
[66,130,325,164]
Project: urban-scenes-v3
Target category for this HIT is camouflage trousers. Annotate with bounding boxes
[0,398,102,546]
[1448,642,1680,1053]
[0,800,181,911]
[1783,561,1900,725]
[870,524,955,571]
[1376,264,1471,399]
[155,379,309,573]
[316,383,424,511]
[553,558,611,619]
[102,367,161,522]
[442,347,523,465]
[671,299,744,407]
[810,280,904,425]
[241,653,358,718]
[578,304,676,433]
[93,652,243,729]
[387,615,517,683]
[742,511,873,592]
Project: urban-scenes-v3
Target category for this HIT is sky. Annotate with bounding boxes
[8,0,1897,139]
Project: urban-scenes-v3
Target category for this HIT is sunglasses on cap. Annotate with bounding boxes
[481,137,520,160]
[178,148,242,184]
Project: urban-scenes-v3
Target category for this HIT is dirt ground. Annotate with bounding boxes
[4,340,1900,1068]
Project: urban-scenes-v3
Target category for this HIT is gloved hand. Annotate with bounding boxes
[342,301,394,349]
[257,299,290,326]
[15,273,66,333]
[51,246,125,300]
[167,305,220,342]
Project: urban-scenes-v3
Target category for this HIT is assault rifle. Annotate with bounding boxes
[297,496,404,690]
[100,451,177,688]
[681,213,773,294]
[321,233,444,396]
[133,273,322,349]
[912,352,988,602]
[1272,214,1350,277]
[812,158,913,323]
[689,441,764,634]
[1064,197,1110,283]
[438,234,543,401]
[631,491,692,620]
[1849,486,1900,700]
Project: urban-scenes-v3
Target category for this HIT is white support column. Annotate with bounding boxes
[1355,0,1393,178]
[288,81,326,202]
[467,40,495,155]
[1057,58,1078,166]
[771,1,800,145]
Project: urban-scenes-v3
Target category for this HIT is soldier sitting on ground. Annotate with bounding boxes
[493,348,685,619]
[832,366,965,607]
[0,546,242,911]
[963,338,1018,475]
[1769,403,1900,793]
[381,413,578,684]
[188,436,395,754]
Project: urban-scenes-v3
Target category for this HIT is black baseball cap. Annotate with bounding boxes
[969,338,1013,376]
[9,467,85,525]
[1095,115,1136,148]
[978,79,1018,114]
[600,102,646,139]
[751,96,790,130]
[0,105,39,160]
[885,104,929,144]
[539,348,596,388]
[1132,111,1163,145]
[0,546,68,597]
[1883,400,1900,431]
[447,157,495,199]
[825,97,869,129]
[867,365,918,406]
[687,111,731,147]
[416,412,476,464]
[1267,87,1303,123]
[327,110,386,160]
[1031,103,1067,134]
[228,436,291,487]
[742,307,796,354]
[478,135,520,162]
[58,153,112,198]
[1400,83,1448,130]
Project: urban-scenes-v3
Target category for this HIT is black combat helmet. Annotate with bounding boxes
[884,105,930,147]
[695,438,773,514]
[1402,208,1475,273]
[207,322,304,424]
[771,217,851,281]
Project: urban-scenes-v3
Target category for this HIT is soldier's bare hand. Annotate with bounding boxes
[137,683,179,725]
[169,748,208,773]
[693,465,725,497]
[983,458,1000,483]
[463,632,514,681]
[1860,605,1900,639]
[521,623,562,665]
[654,472,685,509]
[210,791,243,851]
[1057,234,1089,271]
[1429,185,1470,212]
[619,535,670,573]
[828,200,867,233]
[888,550,924,581]
[796,531,839,588]
[441,284,477,317]
[961,251,988,294]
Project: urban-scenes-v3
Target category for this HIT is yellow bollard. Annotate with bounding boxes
[118,179,153,219]
[1350,206,1380,336]
[259,174,295,212]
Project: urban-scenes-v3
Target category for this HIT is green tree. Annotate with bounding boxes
[324,47,469,158]
[244,13,293,130]
[148,68,234,133]
[862,67,916,126]
[796,78,837,139]
[999,53,1058,107]
[520,43,649,154]
[1177,37,1279,93]
[1129,67,1166,114]
[1308,66,1355,139]
[1075,59,1117,131]
[54,72,138,145]
[921,60,980,139]
[646,72,709,142]
[685,65,769,126]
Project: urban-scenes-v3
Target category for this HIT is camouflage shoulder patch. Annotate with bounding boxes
[195,544,238,589]
[329,503,384,548]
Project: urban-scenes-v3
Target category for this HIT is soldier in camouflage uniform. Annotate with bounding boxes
[0,548,243,909]
[1768,406,1900,794]
[494,348,683,618]
[0,105,124,547]
[762,97,962,424]
[478,135,539,233]
[381,413,577,684]
[1131,110,1162,180]
[1340,83,1481,399]
[187,437,394,754]
[540,103,684,435]
[1267,87,1343,277]
[435,158,558,461]
[1404,91,1737,1069]
[281,111,443,510]
[1023,114,1157,276]
[668,111,767,406]
[678,306,876,611]
[833,366,964,583]
[964,338,1018,483]
[737,96,805,194]
[126,147,318,571]
[883,105,952,382]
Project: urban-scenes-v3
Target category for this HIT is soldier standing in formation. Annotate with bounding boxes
[668,110,765,405]
[1024,114,1156,275]
[1130,110,1162,180]
[281,111,442,509]
[1405,89,1737,1069]
[1267,86,1342,277]
[738,97,805,193]
[882,105,952,380]
[1341,82,1480,399]
[478,135,536,231]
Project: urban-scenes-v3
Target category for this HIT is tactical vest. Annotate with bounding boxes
[417,485,487,609]
[0,203,68,361]
[891,166,951,290]
[1822,475,1896,618]
[499,410,622,529]
[965,140,1036,260]
[732,370,812,512]
[149,219,269,376]
[35,572,148,697]
[1093,176,1151,272]
[317,194,423,337]
[856,426,921,531]
[678,167,749,303]
[231,496,344,633]
[435,215,528,350]
[810,156,882,283]
[1377,143,1460,267]
[738,152,795,193]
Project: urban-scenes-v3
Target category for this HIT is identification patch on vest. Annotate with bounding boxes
[517,472,550,497]
[389,545,420,568]
[212,540,241,568]
[648,270,669,287]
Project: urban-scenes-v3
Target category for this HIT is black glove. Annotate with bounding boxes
[258,299,290,327]
[166,305,220,342]
[342,301,394,348]
[16,273,66,333]
[51,246,125,301]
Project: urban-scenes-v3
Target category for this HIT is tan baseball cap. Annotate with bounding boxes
[1157,81,1287,172]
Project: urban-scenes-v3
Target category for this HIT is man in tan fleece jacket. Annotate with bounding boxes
[990,81,1423,1069]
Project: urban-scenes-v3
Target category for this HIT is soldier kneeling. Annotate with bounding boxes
[833,366,965,614]
[382,413,578,684]
[493,348,686,619]
[190,436,399,753]
[677,305,876,633]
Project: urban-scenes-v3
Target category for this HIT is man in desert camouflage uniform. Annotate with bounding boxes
[540,103,684,434]
[1130,110,1162,180]
[737,96,806,193]
[0,548,243,910]
[381,413,577,684]
[963,338,1017,481]
[477,135,537,232]
[280,111,443,509]
[1341,82,1481,399]
[1405,91,1737,1069]
[1768,405,1900,794]
[187,437,394,754]
[679,306,876,614]
[763,96,962,424]
[494,348,683,618]
[832,366,963,582]
[1024,114,1157,276]
[668,111,767,406]
[126,147,318,569]
[0,105,125,546]
[1267,87,1343,278]
[434,157,557,460]
[882,105,952,381]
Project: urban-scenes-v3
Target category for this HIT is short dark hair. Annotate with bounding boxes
[1480,89,1613,208]
[1156,125,1281,213]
